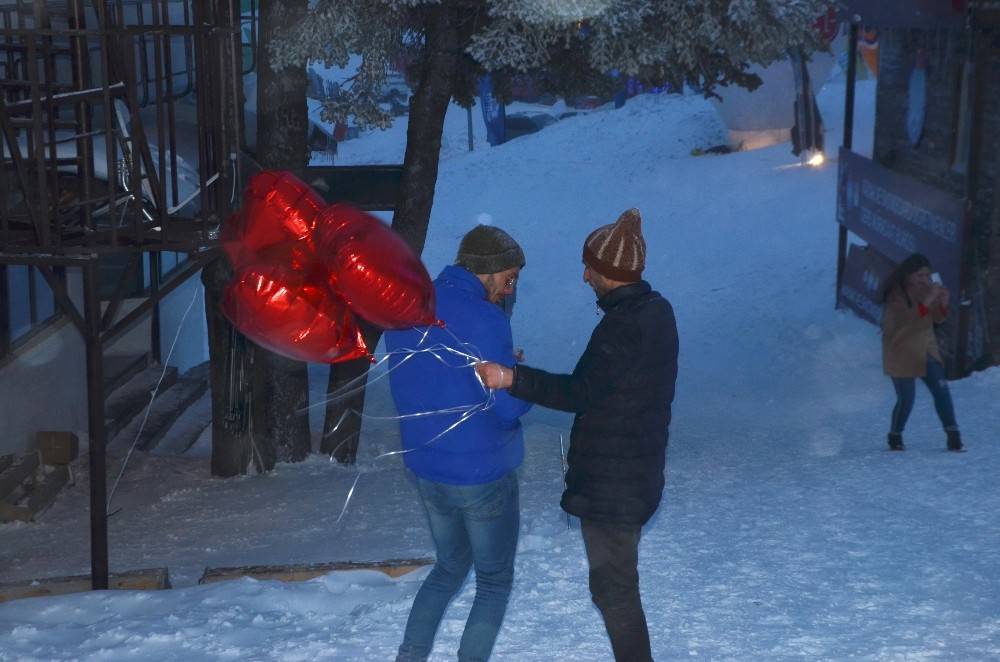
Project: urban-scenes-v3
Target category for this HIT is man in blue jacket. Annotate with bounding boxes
[386,225,531,662]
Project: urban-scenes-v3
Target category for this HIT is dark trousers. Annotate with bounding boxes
[580,518,652,662]
[890,358,959,434]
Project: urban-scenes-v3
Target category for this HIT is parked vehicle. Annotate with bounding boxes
[504,112,558,141]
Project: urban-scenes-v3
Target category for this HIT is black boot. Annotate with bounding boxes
[888,432,904,451]
[947,429,963,452]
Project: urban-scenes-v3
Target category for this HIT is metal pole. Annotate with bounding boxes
[836,18,860,309]
[69,0,95,245]
[467,105,474,152]
[150,252,162,363]
[956,13,985,377]
[843,20,860,151]
[83,263,109,590]
[0,265,10,359]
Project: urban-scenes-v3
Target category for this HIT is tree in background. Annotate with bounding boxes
[204,0,312,476]
[270,0,830,463]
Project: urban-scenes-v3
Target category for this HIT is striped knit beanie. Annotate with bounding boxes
[582,208,645,282]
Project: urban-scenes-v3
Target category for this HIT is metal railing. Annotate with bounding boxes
[0,0,244,258]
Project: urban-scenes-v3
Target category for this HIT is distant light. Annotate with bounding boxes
[806,151,825,167]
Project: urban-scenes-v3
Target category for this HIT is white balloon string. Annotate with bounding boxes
[300,354,394,414]
[334,472,364,524]
[319,322,505,523]
[305,324,485,414]
[371,393,494,461]
[333,391,496,524]
[107,284,201,513]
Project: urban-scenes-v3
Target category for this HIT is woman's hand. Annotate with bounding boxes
[924,284,944,307]
[475,362,513,389]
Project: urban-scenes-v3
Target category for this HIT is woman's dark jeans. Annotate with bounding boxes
[891,358,959,434]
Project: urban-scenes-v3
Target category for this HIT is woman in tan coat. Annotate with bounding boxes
[881,254,962,452]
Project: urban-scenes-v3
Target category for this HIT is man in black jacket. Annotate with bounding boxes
[476,208,678,662]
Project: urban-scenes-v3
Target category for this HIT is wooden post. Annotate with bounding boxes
[957,16,986,376]
[0,265,9,359]
[83,263,109,590]
[836,18,860,309]
[150,252,162,364]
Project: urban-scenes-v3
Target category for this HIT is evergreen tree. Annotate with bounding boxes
[270,0,829,462]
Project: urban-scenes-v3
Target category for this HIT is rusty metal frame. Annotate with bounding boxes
[0,0,242,590]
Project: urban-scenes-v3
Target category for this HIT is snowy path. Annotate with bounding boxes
[2,81,999,660]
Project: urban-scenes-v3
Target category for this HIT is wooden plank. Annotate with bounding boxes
[0,452,39,501]
[0,502,32,522]
[0,568,171,603]
[198,558,435,585]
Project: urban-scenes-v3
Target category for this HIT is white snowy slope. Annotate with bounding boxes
[1,80,999,661]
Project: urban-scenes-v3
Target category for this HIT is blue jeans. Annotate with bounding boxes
[397,472,519,662]
[891,358,959,434]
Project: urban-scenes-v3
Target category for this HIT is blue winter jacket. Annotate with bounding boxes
[384,265,531,485]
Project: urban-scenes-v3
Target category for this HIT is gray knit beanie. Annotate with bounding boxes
[455,225,525,274]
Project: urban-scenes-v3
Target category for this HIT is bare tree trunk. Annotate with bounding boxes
[204,0,251,478]
[252,0,312,466]
[204,258,256,477]
[321,4,460,463]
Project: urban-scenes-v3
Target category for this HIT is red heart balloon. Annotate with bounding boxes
[221,170,326,270]
[221,251,368,364]
[315,204,436,329]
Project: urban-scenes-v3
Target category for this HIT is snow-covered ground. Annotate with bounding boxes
[2,80,999,661]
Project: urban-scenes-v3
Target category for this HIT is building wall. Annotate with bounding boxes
[873,26,1000,369]
[0,271,89,456]
[0,270,209,456]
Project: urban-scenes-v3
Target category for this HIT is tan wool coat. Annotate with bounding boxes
[881,288,947,378]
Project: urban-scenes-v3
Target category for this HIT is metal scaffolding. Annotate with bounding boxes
[0,0,245,589]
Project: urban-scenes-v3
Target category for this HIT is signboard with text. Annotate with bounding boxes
[839,243,897,326]
[836,148,977,375]
[837,148,965,298]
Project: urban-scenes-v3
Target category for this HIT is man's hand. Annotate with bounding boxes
[475,362,513,389]
[937,286,950,308]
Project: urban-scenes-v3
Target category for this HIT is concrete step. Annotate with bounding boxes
[0,453,39,502]
[109,374,208,454]
[152,390,212,456]
[104,364,179,442]
[0,465,70,523]
[103,352,150,394]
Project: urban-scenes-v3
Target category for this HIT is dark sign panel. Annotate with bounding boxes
[837,0,965,28]
[839,243,898,326]
[305,165,404,211]
[837,148,965,298]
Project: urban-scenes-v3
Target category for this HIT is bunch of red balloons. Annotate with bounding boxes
[220,171,436,363]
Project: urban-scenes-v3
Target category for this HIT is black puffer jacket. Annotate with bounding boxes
[510,281,678,526]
